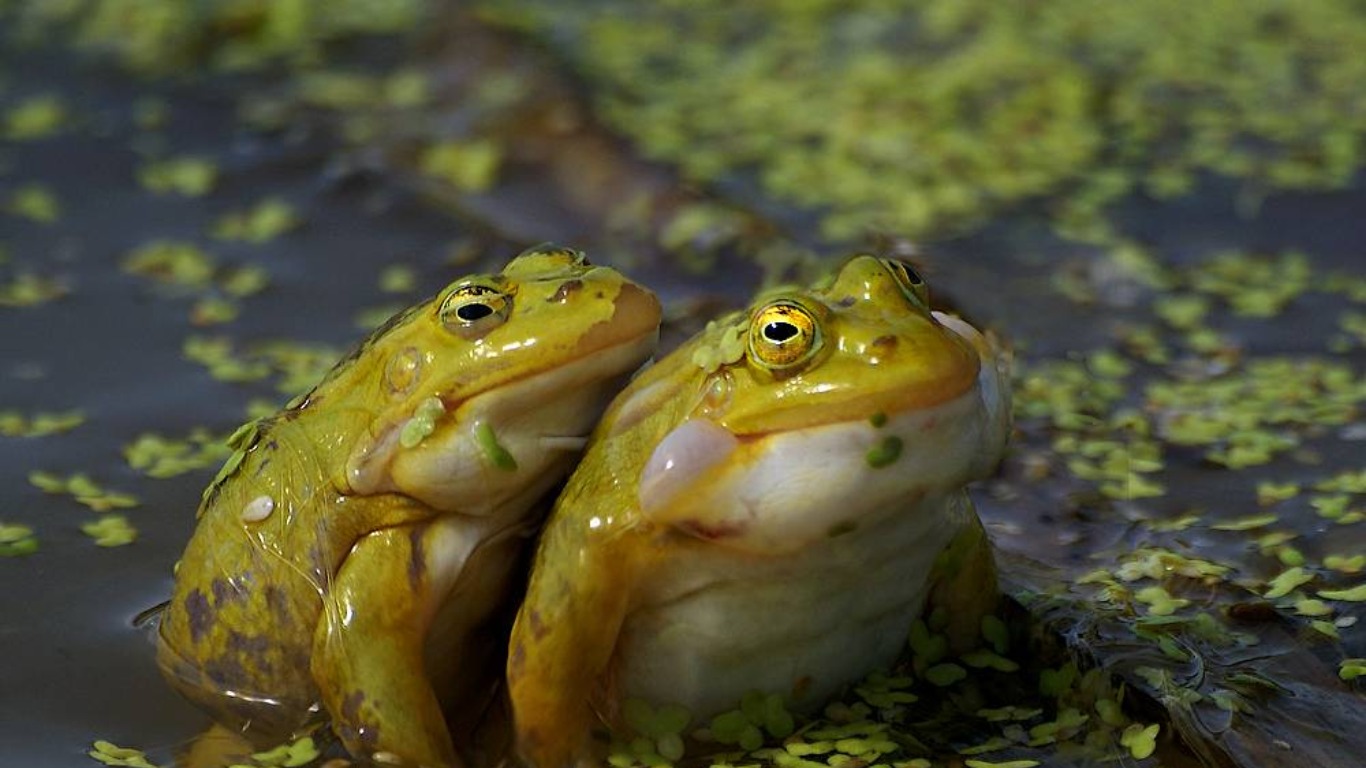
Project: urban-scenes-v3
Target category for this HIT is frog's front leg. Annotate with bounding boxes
[311,516,476,768]
[927,492,999,653]
[508,535,632,768]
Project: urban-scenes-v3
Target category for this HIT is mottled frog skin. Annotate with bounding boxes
[507,255,1010,767]
[156,247,661,768]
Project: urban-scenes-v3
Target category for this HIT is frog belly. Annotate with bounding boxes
[615,491,974,718]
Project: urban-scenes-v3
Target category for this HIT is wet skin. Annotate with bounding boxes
[156,247,661,768]
[507,255,1011,767]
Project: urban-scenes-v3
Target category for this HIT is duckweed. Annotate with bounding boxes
[81,514,137,546]
[124,429,232,478]
[1319,584,1366,602]
[0,271,67,306]
[420,140,502,192]
[475,422,517,470]
[29,471,139,512]
[88,740,158,768]
[212,198,300,243]
[5,183,61,222]
[865,435,903,469]
[0,408,84,437]
[123,240,216,290]
[488,0,1366,241]
[137,156,217,196]
[3,93,67,140]
[1262,567,1313,599]
[0,522,38,556]
[248,735,318,767]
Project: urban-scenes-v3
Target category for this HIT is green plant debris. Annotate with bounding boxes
[1325,554,1366,574]
[1256,481,1300,505]
[1263,567,1313,599]
[854,672,917,709]
[965,760,1040,768]
[1210,513,1279,531]
[0,408,84,437]
[221,265,270,297]
[124,429,233,478]
[248,735,318,767]
[1134,586,1189,616]
[137,156,217,196]
[488,0,1366,241]
[212,198,300,243]
[183,335,272,383]
[924,663,967,687]
[865,435,903,468]
[1319,584,1366,602]
[621,699,692,762]
[88,740,158,768]
[354,303,406,330]
[3,94,67,140]
[182,336,341,392]
[1340,659,1366,681]
[0,522,39,556]
[400,396,446,449]
[123,240,216,290]
[191,296,239,325]
[81,514,137,546]
[0,271,67,306]
[692,317,747,374]
[1119,723,1160,760]
[5,183,61,222]
[1189,251,1312,317]
[420,139,502,192]
[29,471,139,512]
[380,264,417,294]
[475,421,518,470]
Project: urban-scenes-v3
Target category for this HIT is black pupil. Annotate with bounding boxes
[764,321,800,343]
[457,302,495,322]
[898,263,922,285]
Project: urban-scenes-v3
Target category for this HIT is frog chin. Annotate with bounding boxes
[347,331,657,516]
[639,344,1009,555]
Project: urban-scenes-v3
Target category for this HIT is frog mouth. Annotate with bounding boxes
[344,332,656,498]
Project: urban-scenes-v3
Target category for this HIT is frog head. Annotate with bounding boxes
[331,246,662,514]
[632,254,1009,551]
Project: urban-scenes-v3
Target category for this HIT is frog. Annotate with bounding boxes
[155,246,662,768]
[506,254,1011,767]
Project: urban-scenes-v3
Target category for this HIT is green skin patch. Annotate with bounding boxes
[476,422,518,471]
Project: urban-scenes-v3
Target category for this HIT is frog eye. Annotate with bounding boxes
[748,301,821,371]
[882,259,929,307]
[439,283,510,339]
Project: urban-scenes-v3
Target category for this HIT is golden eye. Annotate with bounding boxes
[439,282,510,339]
[748,301,820,371]
[882,259,929,307]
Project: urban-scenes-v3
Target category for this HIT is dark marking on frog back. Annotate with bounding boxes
[408,526,427,588]
[185,588,214,644]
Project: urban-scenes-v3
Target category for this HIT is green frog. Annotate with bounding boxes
[507,254,1010,766]
[156,247,661,768]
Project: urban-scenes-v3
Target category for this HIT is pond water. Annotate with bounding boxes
[2,4,1364,767]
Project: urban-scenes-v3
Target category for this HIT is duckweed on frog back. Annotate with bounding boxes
[507,255,1010,766]
[156,247,661,768]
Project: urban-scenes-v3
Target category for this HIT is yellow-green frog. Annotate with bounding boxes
[507,255,1010,766]
[156,247,661,768]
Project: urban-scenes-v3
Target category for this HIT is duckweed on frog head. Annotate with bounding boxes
[508,255,1011,766]
[156,246,661,768]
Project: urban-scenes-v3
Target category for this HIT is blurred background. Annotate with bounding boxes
[2,1,1364,766]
